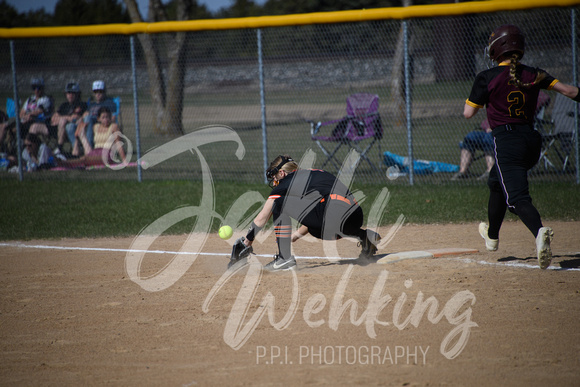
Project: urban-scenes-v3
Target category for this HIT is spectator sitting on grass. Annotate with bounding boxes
[6,132,55,172]
[64,106,126,168]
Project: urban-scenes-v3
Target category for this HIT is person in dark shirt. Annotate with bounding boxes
[464,24,580,269]
[229,155,381,271]
[50,82,87,157]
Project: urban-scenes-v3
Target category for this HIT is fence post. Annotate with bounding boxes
[572,8,579,184]
[130,36,143,182]
[258,28,268,184]
[403,20,414,185]
[9,40,23,181]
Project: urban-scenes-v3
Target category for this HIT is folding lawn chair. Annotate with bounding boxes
[6,98,16,119]
[113,96,122,129]
[537,92,578,173]
[310,93,383,172]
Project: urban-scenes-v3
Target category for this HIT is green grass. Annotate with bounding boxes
[1,179,578,241]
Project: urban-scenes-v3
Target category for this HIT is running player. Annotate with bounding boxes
[229,155,381,271]
[464,24,580,269]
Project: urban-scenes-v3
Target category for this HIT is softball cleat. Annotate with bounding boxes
[478,222,498,251]
[264,254,297,272]
[359,230,381,259]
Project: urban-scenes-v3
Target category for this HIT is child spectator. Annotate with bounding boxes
[65,106,126,168]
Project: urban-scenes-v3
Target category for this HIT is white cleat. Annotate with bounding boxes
[479,222,498,251]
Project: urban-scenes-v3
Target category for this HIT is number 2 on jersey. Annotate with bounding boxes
[507,91,526,119]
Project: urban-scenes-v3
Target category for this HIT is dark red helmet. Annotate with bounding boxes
[487,24,525,62]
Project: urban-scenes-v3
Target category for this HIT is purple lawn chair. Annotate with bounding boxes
[310,93,383,172]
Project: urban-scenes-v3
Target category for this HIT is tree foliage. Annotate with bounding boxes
[0,0,133,67]
[0,0,52,28]
[53,0,130,26]
[1,0,130,28]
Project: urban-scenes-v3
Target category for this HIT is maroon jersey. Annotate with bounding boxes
[466,63,558,129]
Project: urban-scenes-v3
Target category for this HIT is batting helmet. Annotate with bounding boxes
[266,155,295,187]
[487,24,525,62]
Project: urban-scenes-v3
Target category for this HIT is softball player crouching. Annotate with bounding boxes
[229,155,380,271]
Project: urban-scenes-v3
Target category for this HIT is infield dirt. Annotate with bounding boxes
[1,221,579,386]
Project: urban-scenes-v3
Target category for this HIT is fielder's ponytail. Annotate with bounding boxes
[508,53,546,89]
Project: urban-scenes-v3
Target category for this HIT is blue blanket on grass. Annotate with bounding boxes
[383,151,459,175]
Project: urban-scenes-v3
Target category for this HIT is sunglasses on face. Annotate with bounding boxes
[93,90,104,94]
[24,142,33,147]
[32,86,42,90]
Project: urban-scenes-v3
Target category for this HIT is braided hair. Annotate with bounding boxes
[507,53,546,89]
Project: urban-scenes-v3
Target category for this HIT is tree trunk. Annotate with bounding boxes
[124,0,190,136]
[161,0,191,136]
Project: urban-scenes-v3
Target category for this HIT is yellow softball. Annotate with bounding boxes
[218,225,233,240]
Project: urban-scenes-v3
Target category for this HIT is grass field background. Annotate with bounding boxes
[1,179,578,241]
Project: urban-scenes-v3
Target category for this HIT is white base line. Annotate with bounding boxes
[1,242,578,271]
[0,242,344,260]
[446,257,580,271]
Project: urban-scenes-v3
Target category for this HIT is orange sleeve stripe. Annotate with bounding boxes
[329,194,352,205]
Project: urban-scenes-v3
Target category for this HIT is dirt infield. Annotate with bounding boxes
[1,221,579,386]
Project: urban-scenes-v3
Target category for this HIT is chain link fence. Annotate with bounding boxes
[0,4,578,184]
